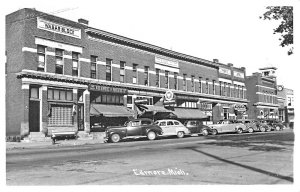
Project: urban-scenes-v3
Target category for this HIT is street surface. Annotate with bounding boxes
[6,130,294,185]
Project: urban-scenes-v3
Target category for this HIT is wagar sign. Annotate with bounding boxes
[163,90,176,106]
[89,85,127,94]
[234,104,247,112]
[37,18,81,39]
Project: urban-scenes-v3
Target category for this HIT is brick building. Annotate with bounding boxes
[6,8,248,138]
[245,67,279,120]
[277,86,294,128]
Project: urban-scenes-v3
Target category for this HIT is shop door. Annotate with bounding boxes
[29,100,40,132]
[78,104,84,131]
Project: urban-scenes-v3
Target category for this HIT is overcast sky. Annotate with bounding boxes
[1,0,298,87]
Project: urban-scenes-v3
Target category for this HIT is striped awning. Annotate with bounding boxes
[90,104,134,117]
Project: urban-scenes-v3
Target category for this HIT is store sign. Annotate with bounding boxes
[134,98,148,105]
[155,56,179,68]
[234,104,247,112]
[37,18,81,39]
[163,90,176,106]
[89,85,127,94]
[219,68,231,75]
[233,71,245,79]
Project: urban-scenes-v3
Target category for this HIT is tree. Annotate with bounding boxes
[260,6,293,55]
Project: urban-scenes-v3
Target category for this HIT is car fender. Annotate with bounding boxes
[175,127,190,134]
[107,130,126,138]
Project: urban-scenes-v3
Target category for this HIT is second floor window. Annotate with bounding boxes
[237,85,240,98]
[120,61,125,83]
[241,86,244,99]
[220,81,223,96]
[174,72,178,90]
[72,52,79,76]
[228,83,231,97]
[206,79,209,94]
[55,49,63,74]
[165,71,169,89]
[106,59,112,81]
[90,56,97,79]
[224,82,227,96]
[37,45,46,72]
[133,64,138,84]
[144,66,149,86]
[183,74,187,91]
[156,69,160,87]
[212,80,216,95]
[199,77,202,93]
[191,75,195,92]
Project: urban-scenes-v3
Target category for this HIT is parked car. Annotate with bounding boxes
[208,120,247,135]
[183,120,213,136]
[256,120,272,132]
[265,120,286,131]
[235,119,260,133]
[104,118,163,143]
[155,119,190,138]
[91,122,107,132]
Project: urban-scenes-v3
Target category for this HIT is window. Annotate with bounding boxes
[191,75,195,92]
[30,87,39,99]
[120,61,126,83]
[37,45,46,72]
[167,121,174,125]
[237,85,240,98]
[219,81,223,96]
[212,80,216,95]
[48,88,73,101]
[174,72,178,90]
[234,84,237,97]
[165,70,169,89]
[155,69,160,87]
[72,52,79,76]
[55,49,63,74]
[199,77,202,93]
[127,96,132,104]
[174,121,180,125]
[144,66,149,86]
[159,121,166,126]
[90,56,97,79]
[48,105,73,126]
[224,82,227,96]
[223,108,229,120]
[228,83,231,97]
[241,86,244,99]
[183,74,187,91]
[132,64,138,84]
[106,59,112,81]
[206,79,209,94]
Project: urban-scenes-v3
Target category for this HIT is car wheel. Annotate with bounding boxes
[275,126,281,131]
[202,129,209,136]
[212,129,218,135]
[147,131,156,140]
[260,126,266,132]
[110,133,121,143]
[248,127,254,133]
[237,128,243,134]
[177,131,184,138]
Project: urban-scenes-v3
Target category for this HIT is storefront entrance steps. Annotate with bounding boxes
[26,132,51,142]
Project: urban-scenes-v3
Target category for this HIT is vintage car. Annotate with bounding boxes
[104,118,163,143]
[256,120,272,132]
[208,120,247,135]
[155,119,190,138]
[235,119,261,133]
[265,120,286,131]
[183,120,213,136]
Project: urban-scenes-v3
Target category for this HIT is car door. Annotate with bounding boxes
[158,121,168,135]
[167,120,176,135]
[126,120,142,136]
[222,121,232,132]
[188,121,197,133]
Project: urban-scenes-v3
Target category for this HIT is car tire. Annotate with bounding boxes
[147,131,156,140]
[237,128,243,134]
[202,129,209,136]
[110,133,121,143]
[275,126,281,131]
[260,126,266,132]
[248,127,254,133]
[177,131,184,138]
[212,129,218,135]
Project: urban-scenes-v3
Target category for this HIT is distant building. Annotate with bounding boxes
[277,86,294,128]
[245,67,279,120]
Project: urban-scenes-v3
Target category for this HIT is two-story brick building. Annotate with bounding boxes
[6,8,249,138]
[277,86,294,128]
[245,67,280,120]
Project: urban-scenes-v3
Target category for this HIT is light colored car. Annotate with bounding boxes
[209,120,247,135]
[155,119,190,138]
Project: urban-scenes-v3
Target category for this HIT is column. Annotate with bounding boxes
[41,86,48,135]
[212,103,222,124]
[73,88,78,131]
[83,89,90,133]
[21,84,30,137]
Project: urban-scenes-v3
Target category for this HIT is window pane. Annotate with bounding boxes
[66,91,73,101]
[133,77,137,84]
[120,95,124,104]
[54,90,60,100]
[73,60,78,68]
[37,45,45,53]
[107,95,112,103]
[30,88,39,99]
[72,52,78,59]
[127,96,132,104]
[56,57,63,65]
[38,55,45,62]
[102,94,107,103]
[55,49,63,56]
[48,89,53,100]
[120,75,124,83]
[60,90,66,100]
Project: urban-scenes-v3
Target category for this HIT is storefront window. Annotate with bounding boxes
[30,87,39,99]
[37,45,46,72]
[48,88,73,101]
[106,59,112,81]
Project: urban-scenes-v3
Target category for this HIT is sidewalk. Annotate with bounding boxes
[6,138,105,151]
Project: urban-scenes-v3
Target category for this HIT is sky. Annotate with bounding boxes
[0,0,299,190]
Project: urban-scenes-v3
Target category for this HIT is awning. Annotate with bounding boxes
[172,108,208,119]
[136,104,173,114]
[90,104,134,117]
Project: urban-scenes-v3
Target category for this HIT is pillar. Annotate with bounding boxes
[73,88,78,131]
[83,89,90,133]
[21,84,30,137]
[212,103,222,124]
[41,86,48,135]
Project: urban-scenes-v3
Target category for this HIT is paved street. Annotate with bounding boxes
[6,130,294,185]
